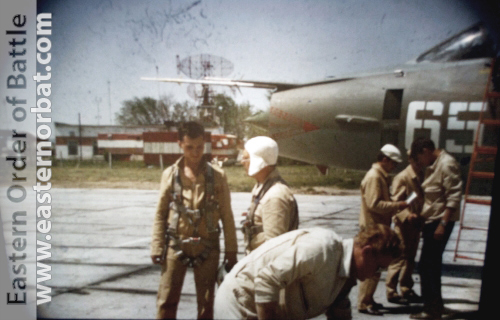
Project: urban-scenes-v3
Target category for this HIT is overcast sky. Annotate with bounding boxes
[38,0,481,126]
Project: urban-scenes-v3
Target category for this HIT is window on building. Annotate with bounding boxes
[68,140,78,155]
[93,140,98,155]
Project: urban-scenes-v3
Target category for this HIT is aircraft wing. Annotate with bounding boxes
[140,77,300,92]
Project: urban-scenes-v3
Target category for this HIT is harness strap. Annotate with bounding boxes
[244,174,287,251]
[169,235,219,268]
[249,225,263,235]
[167,168,183,237]
[247,174,286,229]
[205,163,218,233]
[167,161,219,267]
[169,202,202,226]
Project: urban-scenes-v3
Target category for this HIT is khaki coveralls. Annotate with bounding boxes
[385,164,424,299]
[151,157,237,319]
[214,228,357,320]
[245,169,299,252]
[358,163,400,311]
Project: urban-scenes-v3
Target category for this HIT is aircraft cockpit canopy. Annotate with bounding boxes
[416,24,494,63]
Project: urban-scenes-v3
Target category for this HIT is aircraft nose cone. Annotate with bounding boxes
[244,110,269,130]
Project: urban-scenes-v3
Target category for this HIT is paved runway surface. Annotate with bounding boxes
[37,188,488,319]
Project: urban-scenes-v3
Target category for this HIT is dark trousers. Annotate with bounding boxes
[419,219,455,314]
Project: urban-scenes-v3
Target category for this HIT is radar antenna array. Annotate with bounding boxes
[177,54,234,79]
[176,54,234,127]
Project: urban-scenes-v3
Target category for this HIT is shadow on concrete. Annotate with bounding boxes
[444,310,479,319]
[414,264,483,280]
[381,305,479,319]
[443,298,481,306]
[380,304,423,315]
[442,264,483,280]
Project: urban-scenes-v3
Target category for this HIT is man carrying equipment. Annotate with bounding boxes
[385,151,425,305]
[358,144,409,315]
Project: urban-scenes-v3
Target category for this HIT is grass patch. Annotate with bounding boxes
[223,166,365,192]
[51,160,364,192]
[52,160,163,188]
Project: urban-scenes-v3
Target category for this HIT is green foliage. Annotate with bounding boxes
[116,94,263,140]
[115,95,197,125]
[213,93,263,139]
[226,165,364,191]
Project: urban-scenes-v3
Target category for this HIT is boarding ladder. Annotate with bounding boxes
[453,58,500,262]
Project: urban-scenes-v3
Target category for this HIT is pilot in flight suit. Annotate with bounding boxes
[240,136,299,254]
[150,122,237,319]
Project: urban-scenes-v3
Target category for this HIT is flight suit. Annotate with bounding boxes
[151,157,237,319]
[244,169,299,253]
[215,228,357,320]
[358,163,400,311]
[385,164,424,300]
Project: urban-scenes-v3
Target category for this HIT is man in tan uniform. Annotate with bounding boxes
[409,138,462,320]
[214,224,402,320]
[358,144,408,315]
[385,152,424,305]
[150,121,238,319]
[240,136,298,253]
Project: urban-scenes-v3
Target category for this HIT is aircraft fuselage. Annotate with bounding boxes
[269,58,494,171]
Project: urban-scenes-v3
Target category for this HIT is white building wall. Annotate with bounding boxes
[55,123,167,138]
[55,145,68,159]
[143,142,182,154]
[81,146,94,159]
[55,145,94,160]
[143,142,212,154]
[98,140,144,148]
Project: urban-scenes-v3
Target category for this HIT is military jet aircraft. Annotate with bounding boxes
[142,24,499,173]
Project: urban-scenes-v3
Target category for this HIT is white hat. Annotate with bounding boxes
[244,136,278,176]
[380,144,402,163]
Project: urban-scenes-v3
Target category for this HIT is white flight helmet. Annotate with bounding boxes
[244,136,279,176]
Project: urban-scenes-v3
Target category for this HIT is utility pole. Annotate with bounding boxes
[156,65,163,121]
[108,80,112,125]
[78,113,83,162]
[95,97,102,125]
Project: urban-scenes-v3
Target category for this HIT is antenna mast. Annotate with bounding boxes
[176,54,234,128]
